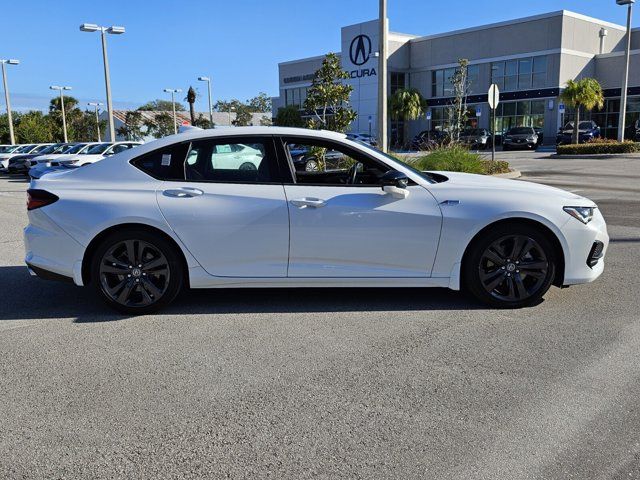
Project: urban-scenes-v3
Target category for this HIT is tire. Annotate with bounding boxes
[463,223,557,308]
[90,229,184,314]
[305,159,319,172]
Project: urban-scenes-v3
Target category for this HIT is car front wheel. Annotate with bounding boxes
[90,229,184,314]
[463,224,557,308]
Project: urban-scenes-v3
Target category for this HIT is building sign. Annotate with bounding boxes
[283,73,315,84]
[348,34,377,78]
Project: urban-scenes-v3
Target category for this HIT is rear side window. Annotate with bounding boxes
[131,142,189,180]
[184,137,280,183]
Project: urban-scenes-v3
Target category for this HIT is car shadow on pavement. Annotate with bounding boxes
[0,266,486,323]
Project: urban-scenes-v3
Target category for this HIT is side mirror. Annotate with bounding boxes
[380,170,410,199]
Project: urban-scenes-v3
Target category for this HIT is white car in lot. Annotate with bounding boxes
[31,142,101,167]
[63,141,142,166]
[24,127,608,314]
[1,144,52,170]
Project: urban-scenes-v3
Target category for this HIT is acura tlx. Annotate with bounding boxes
[23,127,608,314]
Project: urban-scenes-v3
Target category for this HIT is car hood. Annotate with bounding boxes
[428,171,591,203]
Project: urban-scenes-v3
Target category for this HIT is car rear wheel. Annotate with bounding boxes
[90,230,184,314]
[305,159,319,172]
[463,224,556,308]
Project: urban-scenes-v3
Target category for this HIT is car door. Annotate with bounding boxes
[279,137,442,278]
[154,136,290,277]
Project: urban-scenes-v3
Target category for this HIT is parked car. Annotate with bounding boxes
[30,142,99,169]
[410,130,449,151]
[459,128,492,150]
[0,145,23,154]
[556,121,601,145]
[61,141,142,166]
[7,143,73,174]
[502,127,539,151]
[287,144,345,171]
[0,144,52,171]
[24,126,608,314]
[346,133,378,147]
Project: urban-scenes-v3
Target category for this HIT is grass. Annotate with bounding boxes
[401,144,511,175]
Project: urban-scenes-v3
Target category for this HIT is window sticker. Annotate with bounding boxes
[161,153,171,166]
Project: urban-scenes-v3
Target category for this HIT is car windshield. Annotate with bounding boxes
[0,145,19,153]
[17,144,36,153]
[66,143,89,154]
[37,144,63,155]
[82,143,112,154]
[508,128,533,135]
[579,122,594,130]
[355,141,436,184]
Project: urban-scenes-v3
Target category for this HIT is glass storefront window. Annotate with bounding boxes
[491,55,547,92]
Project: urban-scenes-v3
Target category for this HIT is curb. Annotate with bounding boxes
[493,169,521,179]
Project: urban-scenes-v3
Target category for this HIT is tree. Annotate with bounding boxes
[247,92,272,113]
[447,59,471,143]
[15,111,55,143]
[117,111,145,140]
[49,95,83,141]
[560,78,604,144]
[192,114,214,129]
[259,115,273,126]
[275,105,304,128]
[72,111,106,142]
[144,112,175,138]
[138,99,185,111]
[213,99,243,113]
[303,52,357,133]
[233,104,253,126]
[186,86,197,124]
[389,88,426,146]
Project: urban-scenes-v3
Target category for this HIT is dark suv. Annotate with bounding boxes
[459,128,491,150]
[410,130,449,151]
[502,127,539,151]
[556,121,601,145]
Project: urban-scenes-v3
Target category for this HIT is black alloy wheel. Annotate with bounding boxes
[91,230,183,314]
[464,224,556,308]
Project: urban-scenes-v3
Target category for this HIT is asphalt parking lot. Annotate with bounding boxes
[1,154,639,479]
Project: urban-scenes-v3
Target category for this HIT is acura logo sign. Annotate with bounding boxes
[349,34,372,66]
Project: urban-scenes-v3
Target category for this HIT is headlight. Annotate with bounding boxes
[564,206,595,224]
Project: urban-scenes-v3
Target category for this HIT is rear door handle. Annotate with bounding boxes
[290,197,327,208]
[162,187,204,198]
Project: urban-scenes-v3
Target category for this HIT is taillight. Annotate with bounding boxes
[27,189,59,210]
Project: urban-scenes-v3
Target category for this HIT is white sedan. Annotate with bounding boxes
[63,141,142,166]
[24,127,608,314]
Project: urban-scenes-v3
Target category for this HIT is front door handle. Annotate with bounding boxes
[290,197,326,208]
[163,187,204,198]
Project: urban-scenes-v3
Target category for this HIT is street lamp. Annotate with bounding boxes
[87,102,104,141]
[50,85,72,142]
[164,88,182,134]
[0,59,19,145]
[616,0,635,142]
[80,23,125,142]
[228,105,235,126]
[198,76,213,126]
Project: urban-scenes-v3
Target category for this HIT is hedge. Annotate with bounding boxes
[557,141,640,155]
[403,145,511,175]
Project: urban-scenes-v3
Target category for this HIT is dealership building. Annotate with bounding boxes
[272,10,639,145]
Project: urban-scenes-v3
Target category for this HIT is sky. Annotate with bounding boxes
[1,0,638,113]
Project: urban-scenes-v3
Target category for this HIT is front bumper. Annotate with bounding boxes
[561,208,609,285]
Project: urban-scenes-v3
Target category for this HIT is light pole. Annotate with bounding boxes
[164,88,182,134]
[378,0,388,152]
[198,76,213,126]
[0,59,19,145]
[228,105,235,126]
[87,102,104,141]
[616,0,635,142]
[80,23,125,142]
[50,85,72,142]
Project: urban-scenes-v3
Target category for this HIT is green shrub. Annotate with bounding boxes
[403,145,511,175]
[557,140,640,155]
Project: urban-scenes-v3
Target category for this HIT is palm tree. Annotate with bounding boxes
[186,86,197,125]
[389,88,426,147]
[560,78,604,144]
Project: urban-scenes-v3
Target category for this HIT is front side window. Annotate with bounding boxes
[283,137,393,186]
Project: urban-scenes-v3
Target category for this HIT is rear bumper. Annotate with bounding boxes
[26,263,74,283]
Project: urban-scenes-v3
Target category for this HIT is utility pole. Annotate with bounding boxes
[378,0,388,152]
[0,59,19,145]
[198,76,214,126]
[164,88,182,134]
[616,0,635,142]
[50,85,72,142]
[88,102,104,141]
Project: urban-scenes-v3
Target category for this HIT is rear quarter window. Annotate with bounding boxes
[130,142,189,180]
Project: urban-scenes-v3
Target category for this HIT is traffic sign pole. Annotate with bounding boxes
[488,84,500,162]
